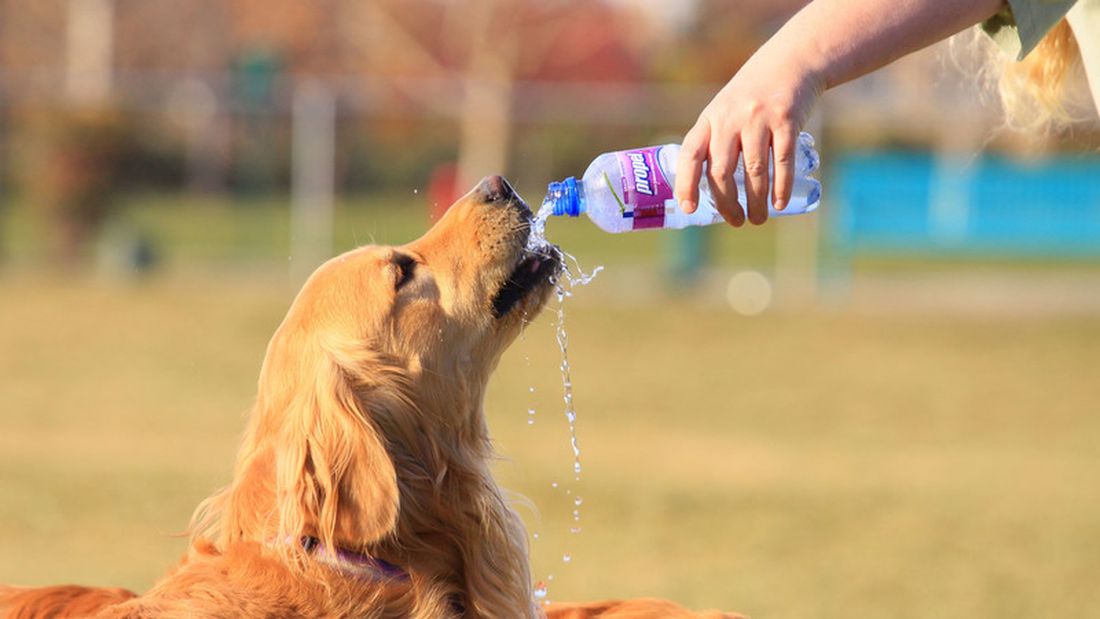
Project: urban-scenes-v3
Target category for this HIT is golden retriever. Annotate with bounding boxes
[0,176,740,618]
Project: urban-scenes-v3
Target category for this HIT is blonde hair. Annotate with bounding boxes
[999,19,1084,130]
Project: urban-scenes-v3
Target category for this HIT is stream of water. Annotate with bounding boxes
[526,196,602,605]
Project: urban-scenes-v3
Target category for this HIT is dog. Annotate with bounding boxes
[1,176,740,618]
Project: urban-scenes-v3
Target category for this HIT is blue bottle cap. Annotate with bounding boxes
[546,177,582,217]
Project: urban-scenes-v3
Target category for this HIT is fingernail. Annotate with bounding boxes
[774,199,785,211]
[681,200,695,213]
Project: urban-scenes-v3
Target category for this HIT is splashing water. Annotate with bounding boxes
[525,195,603,601]
[528,196,602,482]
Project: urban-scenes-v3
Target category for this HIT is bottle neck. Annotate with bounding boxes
[546,177,586,217]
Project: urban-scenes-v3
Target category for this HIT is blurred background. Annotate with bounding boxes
[1,1,1099,617]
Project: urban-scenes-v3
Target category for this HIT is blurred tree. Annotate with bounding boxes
[232,46,283,194]
[19,109,126,266]
[0,0,822,201]
[2,0,128,266]
[349,0,648,189]
[65,0,114,104]
[648,0,807,84]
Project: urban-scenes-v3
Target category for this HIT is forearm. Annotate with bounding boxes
[763,0,1006,90]
[676,0,1008,225]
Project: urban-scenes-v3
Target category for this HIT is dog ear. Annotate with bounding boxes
[272,341,401,552]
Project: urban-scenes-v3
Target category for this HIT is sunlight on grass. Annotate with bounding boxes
[1,271,1098,617]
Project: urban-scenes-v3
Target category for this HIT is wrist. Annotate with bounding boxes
[750,13,829,96]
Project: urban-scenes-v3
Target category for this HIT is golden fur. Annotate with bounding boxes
[1,178,740,618]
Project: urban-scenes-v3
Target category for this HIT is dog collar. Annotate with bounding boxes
[298,536,409,581]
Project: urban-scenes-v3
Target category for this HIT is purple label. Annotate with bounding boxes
[616,147,673,230]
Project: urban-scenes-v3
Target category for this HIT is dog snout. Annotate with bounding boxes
[477,175,516,204]
[475,175,532,222]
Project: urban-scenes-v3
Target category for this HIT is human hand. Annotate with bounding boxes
[675,51,823,227]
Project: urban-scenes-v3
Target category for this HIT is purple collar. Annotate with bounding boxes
[299,536,409,581]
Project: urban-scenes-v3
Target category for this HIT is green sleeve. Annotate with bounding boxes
[982,0,1078,60]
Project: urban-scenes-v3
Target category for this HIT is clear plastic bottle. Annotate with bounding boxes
[542,132,821,233]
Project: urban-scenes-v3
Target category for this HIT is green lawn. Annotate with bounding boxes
[1,270,1098,618]
[1,194,1099,617]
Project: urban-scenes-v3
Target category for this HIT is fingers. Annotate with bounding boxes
[678,117,744,226]
[679,104,803,227]
[771,124,798,212]
[741,126,770,225]
[675,122,709,214]
[706,135,745,227]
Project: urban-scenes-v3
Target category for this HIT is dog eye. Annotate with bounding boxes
[393,254,416,290]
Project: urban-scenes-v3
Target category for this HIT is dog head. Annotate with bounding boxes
[218,176,558,559]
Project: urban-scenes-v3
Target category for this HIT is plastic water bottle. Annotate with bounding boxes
[541,132,821,233]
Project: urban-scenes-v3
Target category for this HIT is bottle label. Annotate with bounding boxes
[616,146,674,230]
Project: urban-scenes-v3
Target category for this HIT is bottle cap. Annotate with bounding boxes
[546,177,582,217]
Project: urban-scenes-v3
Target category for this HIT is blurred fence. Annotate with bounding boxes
[0,68,716,190]
[1,0,1098,304]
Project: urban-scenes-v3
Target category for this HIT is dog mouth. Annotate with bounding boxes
[480,177,560,319]
[490,248,560,319]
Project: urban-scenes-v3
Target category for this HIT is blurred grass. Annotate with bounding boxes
[4,188,1093,277]
[0,188,785,271]
[1,194,1099,618]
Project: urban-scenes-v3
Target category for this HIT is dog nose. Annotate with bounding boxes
[477,175,516,203]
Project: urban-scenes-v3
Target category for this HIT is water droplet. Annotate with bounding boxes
[534,584,548,600]
[548,574,555,581]
[562,553,572,563]
[532,532,540,540]
[574,496,583,506]
[527,419,535,425]
[529,386,536,393]
[570,526,581,534]
[531,199,603,530]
